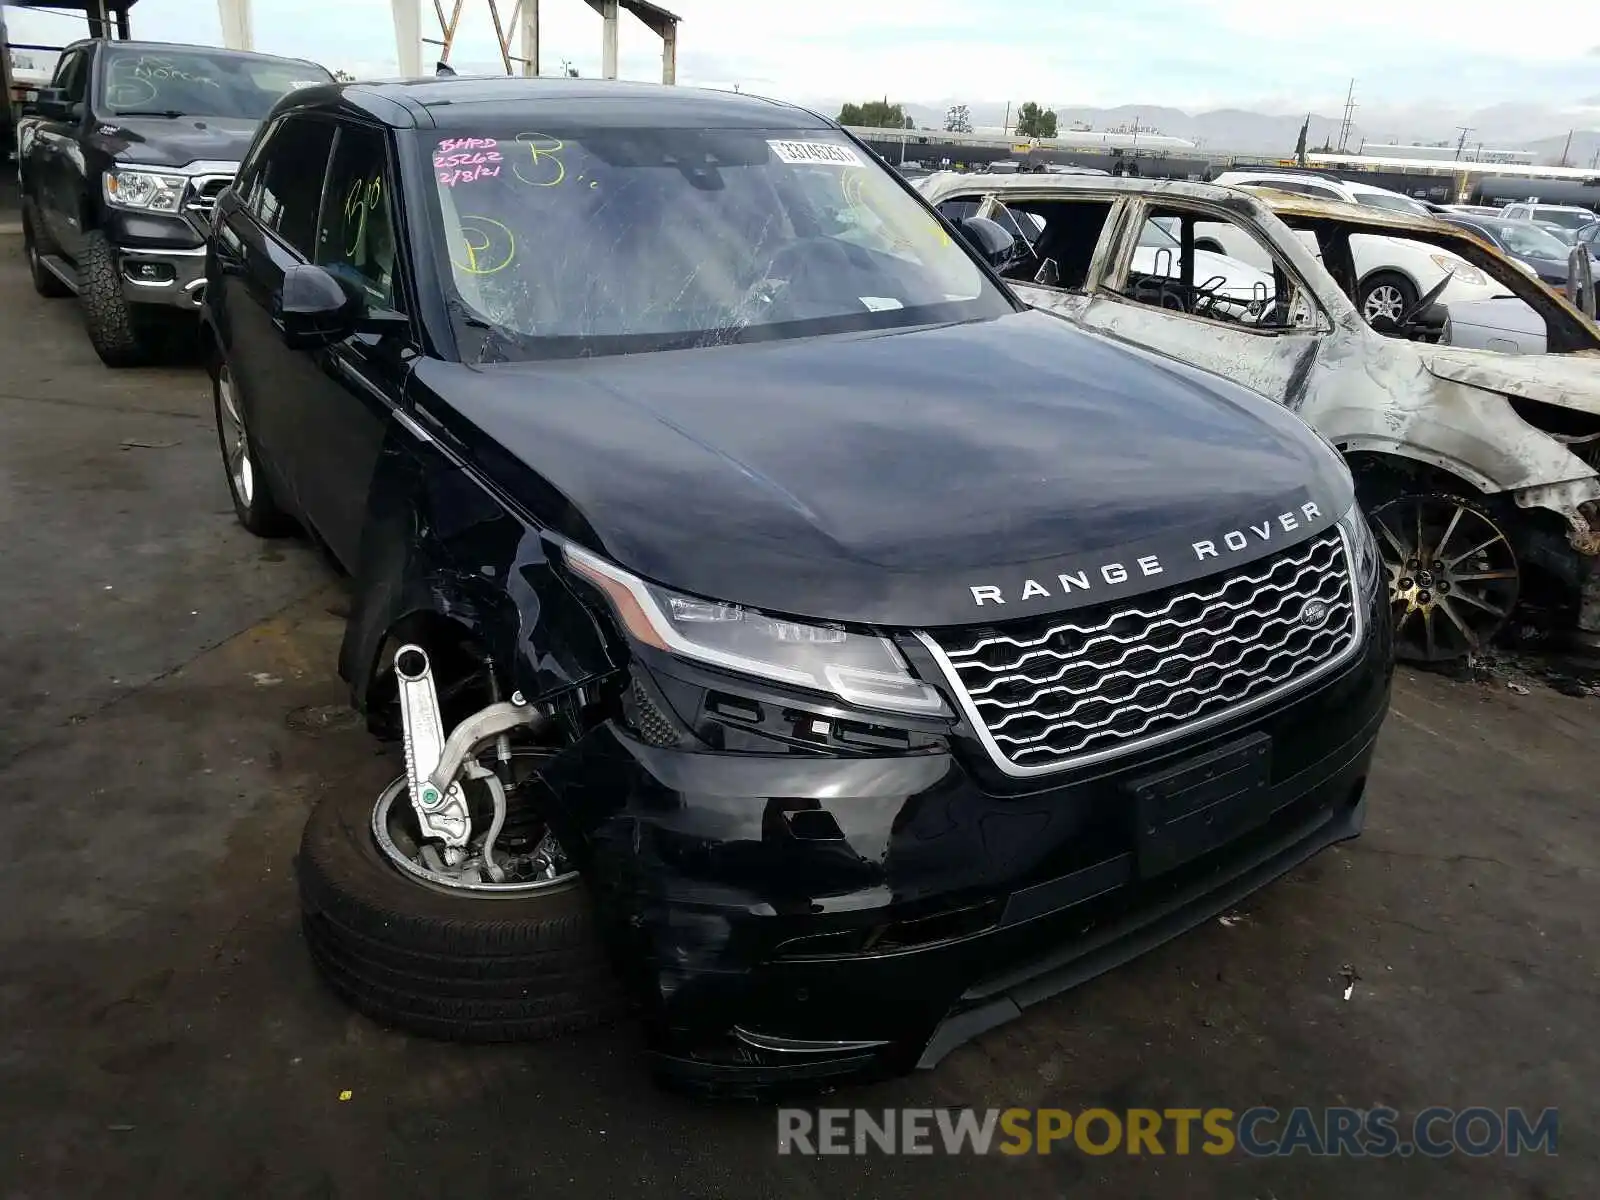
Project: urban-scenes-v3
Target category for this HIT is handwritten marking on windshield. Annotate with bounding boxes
[450,216,516,276]
[512,133,566,187]
[343,177,383,257]
[435,137,503,186]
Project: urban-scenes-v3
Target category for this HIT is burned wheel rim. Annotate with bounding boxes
[1362,283,1406,324]
[1369,494,1520,662]
[216,365,254,507]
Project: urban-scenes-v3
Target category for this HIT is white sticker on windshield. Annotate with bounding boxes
[289,80,324,91]
[768,140,864,168]
[859,296,904,311]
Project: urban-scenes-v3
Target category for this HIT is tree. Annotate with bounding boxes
[837,98,907,129]
[1014,102,1058,139]
[944,104,972,133]
[333,69,356,82]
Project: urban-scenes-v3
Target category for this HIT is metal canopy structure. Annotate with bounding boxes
[5,0,140,40]
[391,0,679,83]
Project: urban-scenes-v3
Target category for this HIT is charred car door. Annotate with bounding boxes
[1064,199,1333,409]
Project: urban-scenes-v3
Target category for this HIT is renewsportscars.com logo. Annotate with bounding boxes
[777,1106,1559,1158]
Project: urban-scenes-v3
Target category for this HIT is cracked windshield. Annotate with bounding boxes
[427,126,1010,358]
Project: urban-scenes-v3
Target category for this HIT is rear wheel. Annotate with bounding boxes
[1368,492,1520,662]
[213,358,295,537]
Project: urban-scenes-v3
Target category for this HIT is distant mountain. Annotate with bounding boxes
[871,97,1600,164]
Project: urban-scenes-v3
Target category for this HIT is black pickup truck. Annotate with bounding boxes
[17,39,330,365]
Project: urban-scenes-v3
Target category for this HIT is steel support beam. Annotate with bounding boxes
[391,0,424,77]
[217,0,254,50]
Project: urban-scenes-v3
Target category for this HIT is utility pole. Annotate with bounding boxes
[1559,128,1574,168]
[1002,101,1011,137]
[1336,78,1356,153]
[1453,126,1472,161]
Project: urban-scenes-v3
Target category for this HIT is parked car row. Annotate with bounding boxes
[16,38,332,364]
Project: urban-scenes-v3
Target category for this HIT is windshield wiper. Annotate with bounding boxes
[111,109,189,119]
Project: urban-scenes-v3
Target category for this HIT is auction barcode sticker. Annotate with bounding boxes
[768,140,864,167]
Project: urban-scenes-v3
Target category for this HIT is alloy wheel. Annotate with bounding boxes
[1368,493,1519,662]
[216,365,254,507]
[1362,283,1406,324]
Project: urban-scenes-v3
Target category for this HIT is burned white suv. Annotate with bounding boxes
[919,171,1600,662]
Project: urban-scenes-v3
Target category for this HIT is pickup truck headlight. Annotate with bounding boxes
[103,169,187,213]
[1339,503,1381,599]
[563,544,949,716]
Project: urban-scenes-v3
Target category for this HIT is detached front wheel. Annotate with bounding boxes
[1368,492,1520,662]
[296,747,623,1042]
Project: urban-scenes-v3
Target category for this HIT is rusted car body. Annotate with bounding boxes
[917,171,1600,657]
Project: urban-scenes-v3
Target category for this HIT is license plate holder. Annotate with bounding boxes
[1129,732,1273,877]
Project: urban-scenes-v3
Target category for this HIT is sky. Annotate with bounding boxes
[7,0,1599,130]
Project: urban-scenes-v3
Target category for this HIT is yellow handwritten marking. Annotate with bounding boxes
[512,132,566,188]
[450,216,515,276]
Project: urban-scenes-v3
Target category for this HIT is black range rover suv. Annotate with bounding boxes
[202,77,1392,1092]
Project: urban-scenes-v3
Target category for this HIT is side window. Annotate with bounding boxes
[231,116,280,210]
[314,124,403,312]
[1116,205,1320,332]
[53,50,87,104]
[249,116,336,256]
[996,198,1114,290]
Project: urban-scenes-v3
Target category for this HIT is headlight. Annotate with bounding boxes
[1428,253,1488,288]
[1339,503,1381,598]
[103,169,187,213]
[563,544,949,716]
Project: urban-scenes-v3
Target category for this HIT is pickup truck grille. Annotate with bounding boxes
[183,174,235,225]
[924,531,1360,774]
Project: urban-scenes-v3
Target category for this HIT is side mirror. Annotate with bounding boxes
[28,87,73,120]
[953,216,1017,269]
[276,264,359,349]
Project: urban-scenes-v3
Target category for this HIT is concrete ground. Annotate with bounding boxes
[0,223,1594,1200]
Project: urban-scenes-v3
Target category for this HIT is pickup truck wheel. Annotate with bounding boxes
[1368,491,1520,662]
[22,208,71,299]
[296,753,623,1042]
[79,229,157,367]
[1358,271,1418,327]
[213,359,295,536]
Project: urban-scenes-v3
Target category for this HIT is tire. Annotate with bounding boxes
[212,357,296,537]
[79,228,157,366]
[1357,270,1418,327]
[296,775,623,1042]
[22,205,71,299]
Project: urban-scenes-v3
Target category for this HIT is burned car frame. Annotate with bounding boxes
[916,171,1600,661]
[204,77,1393,1093]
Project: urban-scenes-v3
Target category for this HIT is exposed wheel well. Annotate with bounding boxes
[1344,450,1485,509]
[364,611,500,741]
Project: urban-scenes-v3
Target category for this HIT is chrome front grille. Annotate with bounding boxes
[923,531,1361,775]
[183,174,235,225]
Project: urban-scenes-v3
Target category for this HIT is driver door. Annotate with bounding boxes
[1071,199,1331,410]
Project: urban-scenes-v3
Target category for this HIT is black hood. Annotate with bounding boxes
[416,310,1352,628]
[92,115,257,166]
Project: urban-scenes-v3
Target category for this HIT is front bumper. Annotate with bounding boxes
[115,244,208,310]
[103,194,222,312]
[540,591,1394,1093]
